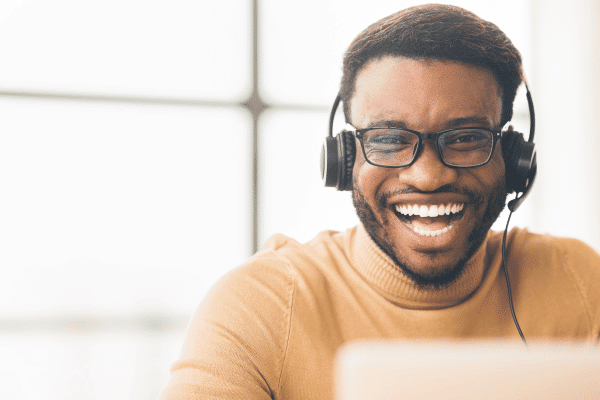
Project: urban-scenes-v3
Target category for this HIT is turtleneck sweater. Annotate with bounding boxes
[160,224,600,400]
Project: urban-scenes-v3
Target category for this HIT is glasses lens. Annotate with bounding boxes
[362,129,418,166]
[440,129,494,166]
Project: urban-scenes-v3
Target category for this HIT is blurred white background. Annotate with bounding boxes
[0,0,598,399]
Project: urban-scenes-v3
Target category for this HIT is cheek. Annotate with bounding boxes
[353,156,370,194]
[490,148,506,180]
[353,164,398,218]
[353,152,386,200]
[475,151,506,190]
[352,138,367,187]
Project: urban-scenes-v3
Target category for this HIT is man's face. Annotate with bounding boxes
[350,56,507,287]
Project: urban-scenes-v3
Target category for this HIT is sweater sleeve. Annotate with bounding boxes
[159,256,295,400]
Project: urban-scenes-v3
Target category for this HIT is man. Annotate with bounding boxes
[161,4,600,400]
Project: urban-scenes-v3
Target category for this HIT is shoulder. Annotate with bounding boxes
[203,228,354,315]
[502,228,600,330]
[530,232,600,304]
[505,228,600,273]
[259,229,351,263]
[242,228,354,284]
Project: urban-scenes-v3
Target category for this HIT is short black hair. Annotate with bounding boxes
[340,4,523,127]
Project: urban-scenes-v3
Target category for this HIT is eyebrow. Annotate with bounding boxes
[445,116,493,129]
[365,119,409,129]
[364,116,493,130]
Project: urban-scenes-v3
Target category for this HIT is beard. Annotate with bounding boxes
[352,180,507,288]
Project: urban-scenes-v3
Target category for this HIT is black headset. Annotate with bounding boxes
[321,81,537,212]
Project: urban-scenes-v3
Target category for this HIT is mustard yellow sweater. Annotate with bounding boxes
[160,225,600,400]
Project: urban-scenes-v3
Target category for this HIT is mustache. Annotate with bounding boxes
[377,184,481,210]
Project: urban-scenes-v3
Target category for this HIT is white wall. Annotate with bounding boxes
[530,0,600,252]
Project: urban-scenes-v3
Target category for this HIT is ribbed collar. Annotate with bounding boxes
[348,223,492,310]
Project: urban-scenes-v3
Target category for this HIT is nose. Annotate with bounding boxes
[399,140,458,192]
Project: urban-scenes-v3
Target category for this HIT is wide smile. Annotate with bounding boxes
[394,203,465,238]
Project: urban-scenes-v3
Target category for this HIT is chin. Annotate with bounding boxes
[400,252,471,288]
[388,247,471,289]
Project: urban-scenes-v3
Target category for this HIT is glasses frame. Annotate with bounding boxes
[351,125,503,168]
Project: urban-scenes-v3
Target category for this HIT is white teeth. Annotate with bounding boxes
[428,205,439,217]
[413,223,456,237]
[395,203,465,217]
[395,202,465,238]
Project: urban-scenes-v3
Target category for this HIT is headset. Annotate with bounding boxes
[320,81,537,212]
[321,79,538,345]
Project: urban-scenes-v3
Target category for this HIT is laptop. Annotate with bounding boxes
[335,340,600,400]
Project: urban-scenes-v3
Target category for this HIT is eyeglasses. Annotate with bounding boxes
[350,125,502,168]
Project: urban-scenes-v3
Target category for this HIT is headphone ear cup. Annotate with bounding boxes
[339,131,356,191]
[320,130,356,191]
[321,135,339,188]
[501,131,520,194]
[501,130,536,194]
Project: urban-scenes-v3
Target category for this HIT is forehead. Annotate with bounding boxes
[349,56,502,130]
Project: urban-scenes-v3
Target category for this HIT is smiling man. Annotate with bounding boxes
[161,4,600,400]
